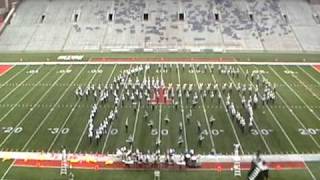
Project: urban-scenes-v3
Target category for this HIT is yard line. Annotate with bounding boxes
[48,65,99,151]
[0,65,72,180]
[192,65,215,152]
[240,65,301,152]
[0,66,28,89]
[257,66,320,149]
[130,67,148,149]
[0,66,55,123]
[297,65,320,86]
[0,65,43,104]
[177,65,188,151]
[248,65,317,180]
[157,65,164,152]
[269,65,320,122]
[22,65,88,150]
[74,64,116,153]
[0,65,72,148]
[209,68,244,154]
[283,66,320,102]
[100,65,132,153]
[224,68,272,154]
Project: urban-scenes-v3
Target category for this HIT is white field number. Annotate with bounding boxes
[48,128,69,134]
[251,129,273,136]
[284,70,297,75]
[26,70,39,74]
[58,69,72,74]
[110,128,118,135]
[298,128,320,136]
[211,129,224,136]
[1,127,23,134]
[89,69,103,74]
[252,70,268,74]
[201,129,224,136]
[151,129,169,136]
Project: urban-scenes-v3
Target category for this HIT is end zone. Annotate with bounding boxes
[0,65,14,76]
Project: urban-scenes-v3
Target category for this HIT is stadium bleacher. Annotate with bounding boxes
[0,0,320,52]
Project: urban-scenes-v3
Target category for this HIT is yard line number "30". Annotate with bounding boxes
[48,128,70,134]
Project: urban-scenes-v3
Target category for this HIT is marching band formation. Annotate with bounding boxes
[73,64,277,155]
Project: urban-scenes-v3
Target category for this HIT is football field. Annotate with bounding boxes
[0,61,319,179]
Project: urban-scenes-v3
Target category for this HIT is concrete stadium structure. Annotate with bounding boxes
[0,0,320,52]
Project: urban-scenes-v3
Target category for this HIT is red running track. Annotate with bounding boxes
[313,65,320,73]
[0,65,13,76]
[14,160,305,171]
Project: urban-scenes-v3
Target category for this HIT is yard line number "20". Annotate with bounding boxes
[1,127,23,134]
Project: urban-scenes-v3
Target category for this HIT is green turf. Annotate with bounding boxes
[0,63,319,179]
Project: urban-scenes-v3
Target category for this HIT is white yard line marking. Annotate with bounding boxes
[248,65,317,180]
[262,66,320,149]
[74,65,115,153]
[101,65,131,153]
[130,68,148,149]
[243,65,301,153]
[225,68,272,154]
[192,66,215,152]
[0,66,54,123]
[283,66,320,102]
[0,65,43,104]
[177,65,188,151]
[0,66,28,89]
[0,65,73,180]
[0,65,72,148]
[23,65,88,150]
[47,65,94,151]
[210,68,244,154]
[297,65,320,86]
[269,66,320,122]
[157,66,164,152]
